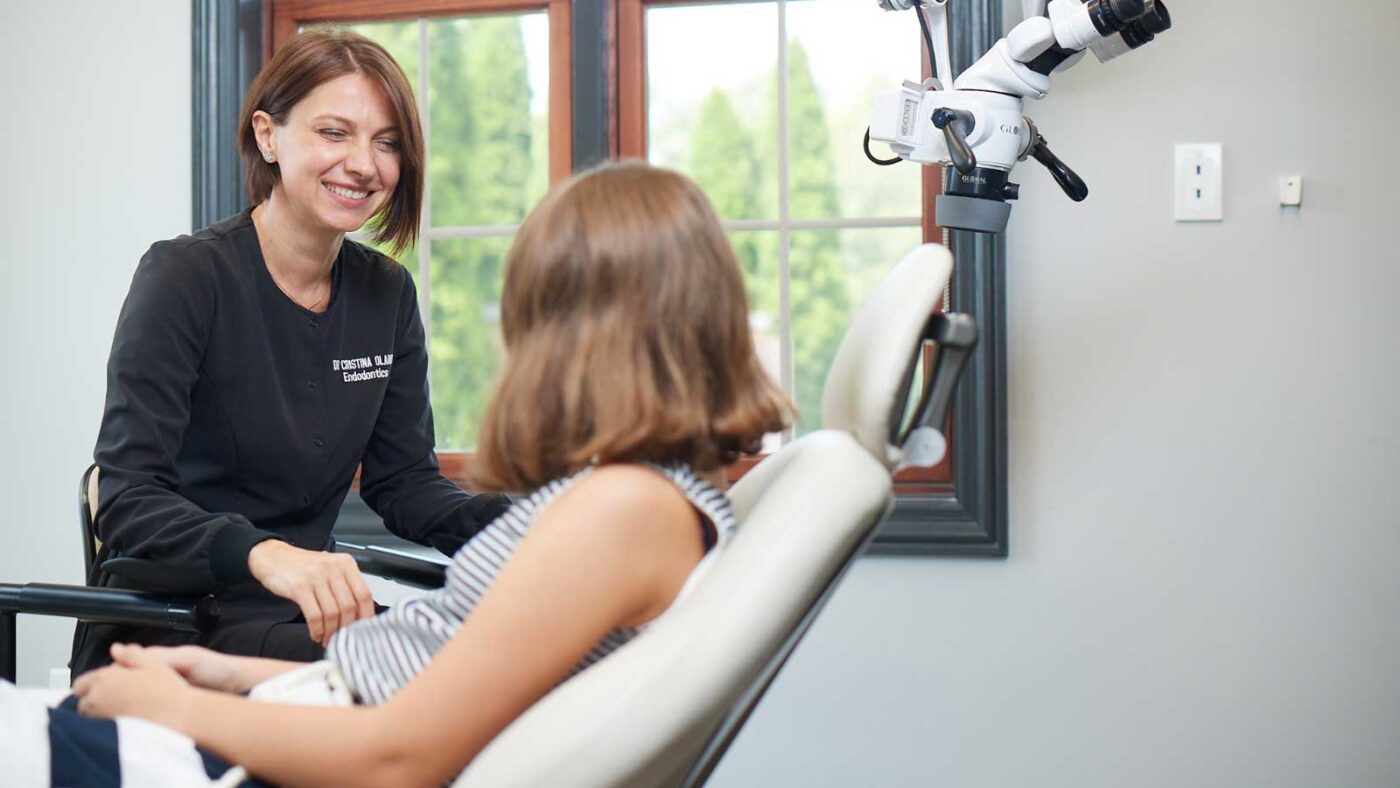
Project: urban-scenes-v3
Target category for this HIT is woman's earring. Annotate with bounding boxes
[263,151,275,163]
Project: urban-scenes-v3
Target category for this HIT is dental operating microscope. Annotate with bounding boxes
[867,0,1173,233]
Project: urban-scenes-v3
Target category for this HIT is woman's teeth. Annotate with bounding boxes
[325,184,369,200]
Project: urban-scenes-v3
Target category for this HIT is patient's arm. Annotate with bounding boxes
[160,465,705,787]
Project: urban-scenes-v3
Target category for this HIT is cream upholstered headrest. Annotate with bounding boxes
[820,243,954,469]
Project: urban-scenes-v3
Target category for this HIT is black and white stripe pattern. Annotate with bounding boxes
[328,462,735,706]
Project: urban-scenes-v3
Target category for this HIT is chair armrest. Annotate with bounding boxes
[0,582,219,632]
[335,542,448,590]
[0,582,220,683]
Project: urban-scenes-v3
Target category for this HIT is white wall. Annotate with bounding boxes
[714,1,1400,786]
[0,0,191,687]
[3,1,1397,783]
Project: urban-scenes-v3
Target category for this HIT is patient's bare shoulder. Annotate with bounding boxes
[534,463,706,624]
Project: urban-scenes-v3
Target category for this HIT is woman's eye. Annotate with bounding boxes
[318,128,347,140]
[376,139,402,152]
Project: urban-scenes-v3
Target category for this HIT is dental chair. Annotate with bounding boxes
[452,243,976,787]
[1,243,976,788]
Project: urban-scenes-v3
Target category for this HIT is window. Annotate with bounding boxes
[619,0,1007,555]
[620,0,949,474]
[197,0,1008,554]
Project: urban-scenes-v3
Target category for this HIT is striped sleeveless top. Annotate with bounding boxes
[326,461,735,706]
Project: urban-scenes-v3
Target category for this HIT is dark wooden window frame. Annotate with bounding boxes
[193,0,1007,556]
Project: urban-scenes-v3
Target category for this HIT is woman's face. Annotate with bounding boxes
[256,72,402,235]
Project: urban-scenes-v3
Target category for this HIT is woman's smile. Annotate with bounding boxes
[322,180,374,207]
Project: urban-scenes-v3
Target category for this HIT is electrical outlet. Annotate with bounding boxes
[1175,143,1223,222]
[1280,175,1303,207]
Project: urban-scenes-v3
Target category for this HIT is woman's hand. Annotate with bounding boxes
[72,644,194,728]
[248,541,376,645]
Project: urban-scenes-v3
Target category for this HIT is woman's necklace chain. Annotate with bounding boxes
[252,208,333,313]
[269,266,330,312]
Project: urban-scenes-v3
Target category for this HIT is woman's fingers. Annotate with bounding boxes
[110,643,161,670]
[110,643,158,670]
[337,553,376,621]
[311,582,342,645]
[350,569,376,621]
[329,574,359,636]
[72,668,98,697]
[295,582,327,644]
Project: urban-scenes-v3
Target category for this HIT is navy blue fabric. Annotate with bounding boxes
[50,696,121,787]
[44,695,277,788]
[199,747,228,780]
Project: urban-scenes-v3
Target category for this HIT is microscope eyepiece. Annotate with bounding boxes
[1107,0,1148,22]
[1136,0,1172,35]
[1083,0,1148,37]
[1118,0,1171,50]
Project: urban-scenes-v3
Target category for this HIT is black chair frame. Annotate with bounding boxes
[0,466,448,684]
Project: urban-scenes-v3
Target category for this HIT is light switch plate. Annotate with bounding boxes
[1175,143,1223,222]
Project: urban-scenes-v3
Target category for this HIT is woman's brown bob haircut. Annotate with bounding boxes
[474,161,792,492]
[236,28,423,255]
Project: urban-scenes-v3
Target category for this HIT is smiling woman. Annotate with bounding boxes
[73,28,514,679]
[239,30,423,259]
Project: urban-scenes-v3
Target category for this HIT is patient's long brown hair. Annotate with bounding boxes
[473,161,791,492]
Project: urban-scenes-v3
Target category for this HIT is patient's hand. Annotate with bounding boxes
[138,645,243,693]
[138,645,304,694]
[73,644,193,727]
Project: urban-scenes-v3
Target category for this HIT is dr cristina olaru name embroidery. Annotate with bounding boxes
[333,354,394,382]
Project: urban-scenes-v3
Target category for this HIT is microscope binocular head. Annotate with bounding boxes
[1087,0,1171,62]
[1050,0,1173,62]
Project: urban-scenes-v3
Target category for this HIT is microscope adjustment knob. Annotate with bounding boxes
[1029,135,1089,202]
[932,107,977,174]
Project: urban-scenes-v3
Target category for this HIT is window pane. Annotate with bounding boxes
[729,230,785,454]
[646,2,778,221]
[428,237,511,451]
[728,229,782,385]
[357,239,416,273]
[790,225,924,435]
[428,13,550,228]
[340,20,420,94]
[787,0,923,220]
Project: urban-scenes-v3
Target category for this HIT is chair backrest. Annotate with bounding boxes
[80,463,101,576]
[453,244,955,787]
[822,244,955,468]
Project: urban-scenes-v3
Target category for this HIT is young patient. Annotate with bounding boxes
[0,161,791,787]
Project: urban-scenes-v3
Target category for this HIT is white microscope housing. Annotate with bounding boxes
[868,0,1173,233]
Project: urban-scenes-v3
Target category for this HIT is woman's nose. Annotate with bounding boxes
[344,138,374,178]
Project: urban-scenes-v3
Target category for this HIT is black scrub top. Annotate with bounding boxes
[73,210,504,674]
